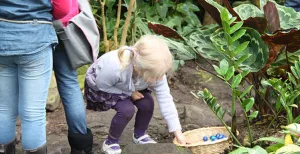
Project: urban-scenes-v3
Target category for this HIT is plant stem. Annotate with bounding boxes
[99,0,109,52]
[231,89,237,139]
[113,0,122,49]
[131,2,137,45]
[215,109,242,146]
[244,77,277,117]
[237,98,254,145]
[194,61,242,145]
[194,62,224,80]
[189,44,214,67]
[262,107,283,146]
[120,0,136,46]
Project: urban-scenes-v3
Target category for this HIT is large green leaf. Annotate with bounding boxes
[162,37,196,60]
[275,144,300,154]
[173,60,184,71]
[232,74,242,88]
[205,0,232,19]
[230,146,268,154]
[135,17,151,37]
[242,97,255,112]
[266,143,284,153]
[210,28,269,72]
[257,137,285,144]
[270,50,300,68]
[176,2,201,26]
[274,1,300,30]
[220,59,229,75]
[248,111,258,120]
[164,16,182,31]
[188,25,224,61]
[155,3,169,19]
[260,0,300,30]
[233,4,264,20]
[225,66,235,81]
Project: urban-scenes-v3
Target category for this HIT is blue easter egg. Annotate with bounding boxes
[216,133,221,139]
[203,136,208,141]
[210,136,216,141]
[220,134,226,139]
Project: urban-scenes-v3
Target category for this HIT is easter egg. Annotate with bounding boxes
[210,136,216,141]
[216,133,221,139]
[203,136,208,141]
[219,134,226,139]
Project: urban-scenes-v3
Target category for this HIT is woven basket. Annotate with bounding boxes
[173,127,234,154]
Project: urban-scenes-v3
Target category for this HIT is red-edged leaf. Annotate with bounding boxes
[261,42,285,71]
[197,0,222,26]
[197,0,241,27]
[263,1,280,33]
[262,29,300,52]
[223,0,241,21]
[148,22,184,40]
[243,17,267,33]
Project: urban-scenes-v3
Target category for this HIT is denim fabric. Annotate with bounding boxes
[0,46,53,150]
[0,0,58,56]
[0,0,53,21]
[53,44,87,134]
[285,0,300,12]
[0,21,57,56]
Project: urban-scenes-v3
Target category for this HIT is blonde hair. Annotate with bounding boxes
[118,35,173,82]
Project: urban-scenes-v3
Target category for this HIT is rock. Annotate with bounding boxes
[182,105,231,127]
[46,73,61,112]
[122,143,192,154]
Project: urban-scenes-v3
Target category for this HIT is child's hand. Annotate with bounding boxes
[174,130,190,145]
[131,91,144,101]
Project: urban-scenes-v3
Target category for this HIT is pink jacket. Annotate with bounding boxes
[52,0,79,26]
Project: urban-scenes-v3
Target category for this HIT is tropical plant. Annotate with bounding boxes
[196,57,257,145]
[226,56,300,153]
[230,123,300,154]
[196,0,300,123]
[190,8,264,145]
[261,56,300,136]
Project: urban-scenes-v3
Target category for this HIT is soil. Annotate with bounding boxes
[14,60,277,154]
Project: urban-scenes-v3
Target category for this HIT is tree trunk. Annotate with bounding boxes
[113,0,122,50]
[131,2,137,45]
[99,0,109,52]
[120,0,136,47]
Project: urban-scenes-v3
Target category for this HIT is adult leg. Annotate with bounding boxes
[53,44,92,154]
[18,46,52,152]
[0,56,18,154]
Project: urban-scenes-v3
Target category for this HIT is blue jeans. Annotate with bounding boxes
[0,46,52,150]
[53,44,87,134]
[285,0,300,11]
